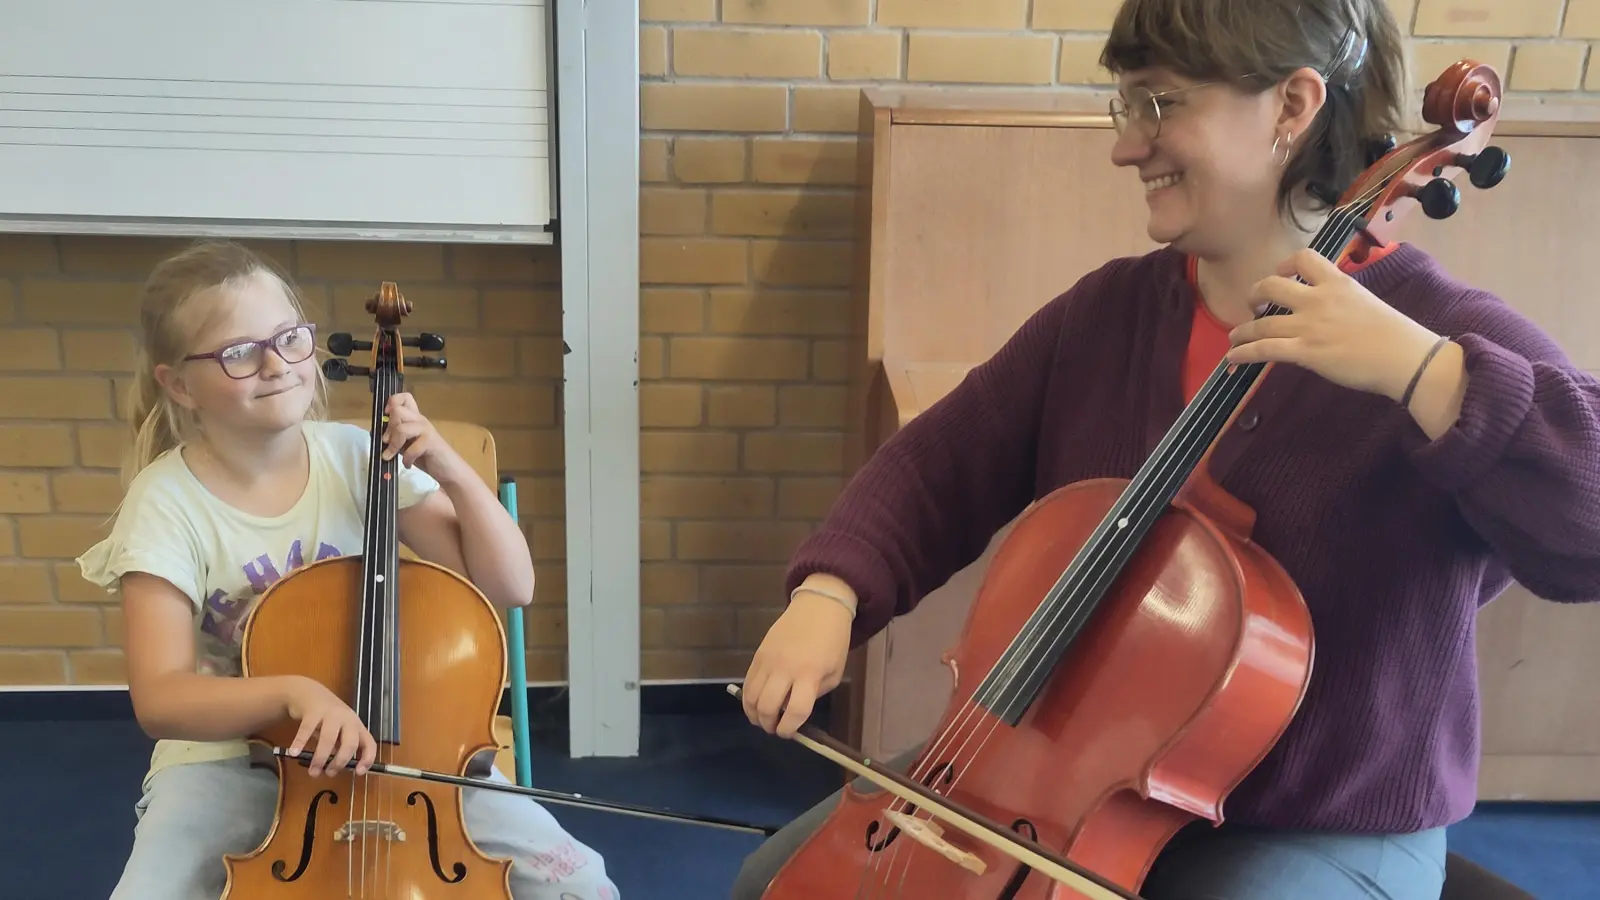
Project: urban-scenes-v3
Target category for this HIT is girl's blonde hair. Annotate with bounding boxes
[122,240,328,485]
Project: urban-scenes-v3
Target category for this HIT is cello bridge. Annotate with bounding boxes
[884,809,986,875]
[334,820,406,843]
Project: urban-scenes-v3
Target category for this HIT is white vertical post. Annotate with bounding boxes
[554,0,641,758]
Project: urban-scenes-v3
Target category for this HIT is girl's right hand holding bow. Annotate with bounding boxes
[281,675,379,777]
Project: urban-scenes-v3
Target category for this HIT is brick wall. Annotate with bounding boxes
[2,0,1598,687]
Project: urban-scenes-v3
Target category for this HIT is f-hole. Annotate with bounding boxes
[271,789,339,882]
[996,818,1040,900]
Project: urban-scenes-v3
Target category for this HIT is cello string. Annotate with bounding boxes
[858,166,1396,889]
[383,359,400,898]
[352,343,386,898]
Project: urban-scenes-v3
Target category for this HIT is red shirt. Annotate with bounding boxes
[1181,243,1402,402]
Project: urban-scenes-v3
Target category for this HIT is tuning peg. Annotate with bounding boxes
[1363,133,1398,168]
[1454,146,1510,190]
[327,333,373,357]
[1413,177,1460,220]
[404,356,447,370]
[403,333,445,352]
[322,358,371,382]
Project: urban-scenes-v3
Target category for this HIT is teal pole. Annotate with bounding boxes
[499,475,534,788]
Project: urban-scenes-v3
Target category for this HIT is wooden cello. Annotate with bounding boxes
[739,60,1512,900]
[219,284,785,899]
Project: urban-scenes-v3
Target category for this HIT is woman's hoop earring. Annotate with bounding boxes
[1272,132,1295,167]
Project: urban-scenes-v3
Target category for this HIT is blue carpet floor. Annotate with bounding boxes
[2,697,1594,899]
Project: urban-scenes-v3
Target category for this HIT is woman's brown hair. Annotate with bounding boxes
[1100,0,1410,222]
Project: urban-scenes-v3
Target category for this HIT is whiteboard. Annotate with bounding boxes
[0,0,554,243]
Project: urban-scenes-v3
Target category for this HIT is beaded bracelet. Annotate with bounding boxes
[1400,335,1450,410]
[791,584,858,618]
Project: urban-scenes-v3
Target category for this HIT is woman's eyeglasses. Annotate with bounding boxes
[183,324,318,380]
[1109,81,1226,140]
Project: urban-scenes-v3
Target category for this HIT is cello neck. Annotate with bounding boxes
[354,302,409,744]
[972,196,1378,725]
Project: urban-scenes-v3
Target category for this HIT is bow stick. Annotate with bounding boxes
[272,746,781,836]
[725,684,1145,900]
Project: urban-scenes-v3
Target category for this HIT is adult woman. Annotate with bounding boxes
[734,0,1600,898]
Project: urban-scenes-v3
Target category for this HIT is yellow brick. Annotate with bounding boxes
[0,651,66,685]
[813,340,850,380]
[330,284,477,330]
[641,0,716,21]
[642,563,699,605]
[0,607,102,647]
[793,86,863,133]
[482,289,562,334]
[673,28,822,79]
[642,138,670,182]
[743,432,844,472]
[449,245,560,283]
[752,138,859,185]
[778,385,849,427]
[642,188,710,236]
[642,476,774,519]
[0,236,60,275]
[1590,45,1600,88]
[701,565,785,603]
[1060,37,1117,86]
[643,650,703,679]
[56,562,108,604]
[517,336,565,379]
[707,386,777,427]
[642,26,668,77]
[72,649,126,684]
[665,608,739,648]
[675,521,813,562]
[641,432,741,473]
[77,424,130,469]
[1565,0,1600,39]
[0,475,50,517]
[20,281,139,326]
[641,337,665,379]
[50,472,124,514]
[58,236,284,277]
[828,32,902,80]
[298,242,445,281]
[0,328,61,370]
[641,384,704,427]
[674,138,748,184]
[1410,41,1512,84]
[907,34,1057,85]
[1387,0,1419,29]
[0,377,112,419]
[1032,0,1122,30]
[711,189,856,238]
[61,331,136,373]
[1413,0,1563,37]
[641,238,749,285]
[0,282,13,322]
[877,0,1027,29]
[0,563,54,603]
[1509,42,1589,90]
[668,336,811,380]
[642,520,673,559]
[709,289,851,335]
[642,83,789,132]
[752,239,854,287]
[641,288,706,334]
[425,335,516,379]
[409,381,554,427]
[723,0,870,26]
[777,476,843,517]
[0,425,74,467]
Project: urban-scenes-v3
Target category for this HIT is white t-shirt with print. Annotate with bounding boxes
[78,420,440,786]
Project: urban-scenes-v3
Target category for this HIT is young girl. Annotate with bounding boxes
[735,1,1600,899]
[78,240,619,900]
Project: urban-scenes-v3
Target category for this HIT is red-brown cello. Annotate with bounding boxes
[733,59,1512,900]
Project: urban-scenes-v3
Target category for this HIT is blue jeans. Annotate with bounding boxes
[1140,819,1446,899]
[732,748,1446,900]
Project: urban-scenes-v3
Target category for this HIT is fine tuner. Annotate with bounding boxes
[323,330,447,381]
